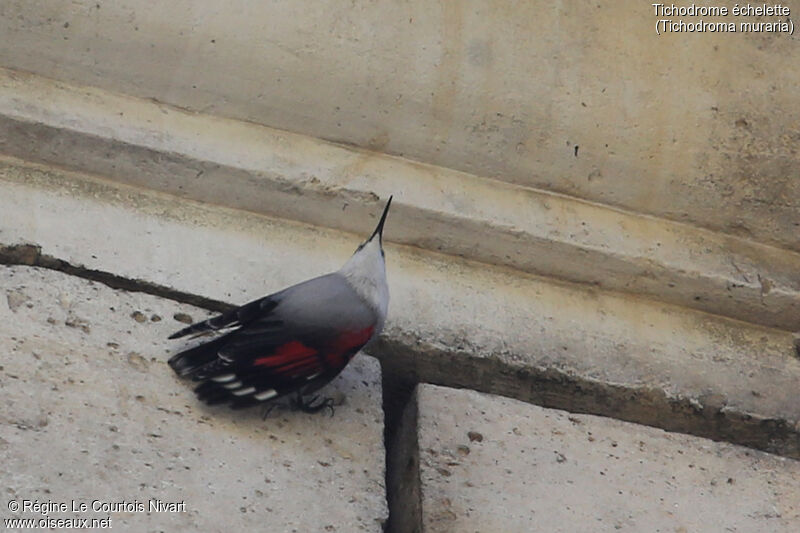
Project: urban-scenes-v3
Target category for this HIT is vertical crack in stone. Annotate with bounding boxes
[382,369,423,533]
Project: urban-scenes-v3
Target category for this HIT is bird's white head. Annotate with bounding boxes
[339,196,392,321]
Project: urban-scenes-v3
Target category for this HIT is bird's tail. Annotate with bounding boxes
[168,319,218,340]
[168,334,231,378]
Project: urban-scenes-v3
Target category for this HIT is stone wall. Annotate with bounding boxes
[1,2,799,531]
[1,1,797,251]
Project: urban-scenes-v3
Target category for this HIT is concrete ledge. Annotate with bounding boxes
[0,265,387,531]
[1,1,798,256]
[0,68,798,331]
[391,385,800,532]
[1,158,798,459]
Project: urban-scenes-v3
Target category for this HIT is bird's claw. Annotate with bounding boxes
[261,402,279,421]
[293,394,335,416]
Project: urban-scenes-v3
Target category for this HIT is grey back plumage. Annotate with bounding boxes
[268,272,378,340]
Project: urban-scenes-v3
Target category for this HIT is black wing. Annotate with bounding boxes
[167,273,377,409]
[168,295,278,340]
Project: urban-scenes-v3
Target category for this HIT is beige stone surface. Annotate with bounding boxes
[400,384,800,533]
[0,70,798,331]
[0,1,796,251]
[0,266,387,531]
[1,159,798,458]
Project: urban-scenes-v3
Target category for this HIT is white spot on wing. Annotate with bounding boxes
[211,373,236,383]
[232,387,256,396]
[223,380,242,389]
[306,372,322,381]
[254,389,278,401]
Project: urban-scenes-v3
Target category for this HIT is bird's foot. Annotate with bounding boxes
[292,394,335,416]
[260,402,279,421]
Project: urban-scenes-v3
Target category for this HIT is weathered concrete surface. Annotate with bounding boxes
[0,266,387,531]
[0,70,798,331]
[391,384,800,533]
[1,159,798,458]
[0,1,797,253]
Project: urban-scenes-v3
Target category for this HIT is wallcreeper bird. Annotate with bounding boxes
[168,197,392,413]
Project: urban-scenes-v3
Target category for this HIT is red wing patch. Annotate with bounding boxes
[333,326,374,353]
[325,326,375,366]
[254,341,317,367]
[251,325,374,380]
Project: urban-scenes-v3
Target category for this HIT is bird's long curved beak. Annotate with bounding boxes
[370,196,393,242]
